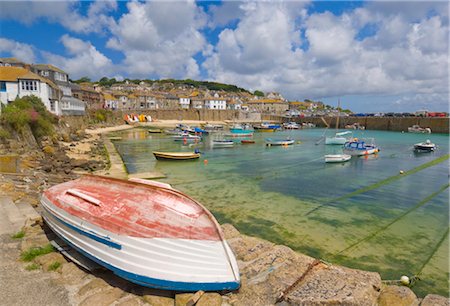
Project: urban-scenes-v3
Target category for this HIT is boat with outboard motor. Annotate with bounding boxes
[343,138,379,156]
[414,140,436,152]
[40,175,240,291]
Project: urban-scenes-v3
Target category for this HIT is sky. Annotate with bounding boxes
[0,0,448,112]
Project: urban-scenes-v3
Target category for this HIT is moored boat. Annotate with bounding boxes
[324,154,352,163]
[413,140,436,152]
[408,125,431,133]
[241,139,255,144]
[41,175,240,291]
[153,151,200,160]
[212,140,234,147]
[229,123,254,135]
[283,122,300,129]
[343,138,379,156]
[265,138,295,146]
[172,133,202,142]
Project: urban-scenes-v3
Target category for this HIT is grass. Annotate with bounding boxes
[20,244,54,262]
[25,263,40,271]
[48,261,62,271]
[11,230,25,239]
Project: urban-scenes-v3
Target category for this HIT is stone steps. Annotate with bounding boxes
[0,196,40,235]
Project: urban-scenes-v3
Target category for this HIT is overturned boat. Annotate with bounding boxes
[41,175,240,291]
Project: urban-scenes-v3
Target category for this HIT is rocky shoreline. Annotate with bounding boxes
[0,123,448,306]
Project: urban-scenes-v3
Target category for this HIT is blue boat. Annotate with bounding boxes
[343,138,379,156]
[229,124,254,135]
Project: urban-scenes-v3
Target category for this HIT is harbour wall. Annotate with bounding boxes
[278,116,449,134]
[65,110,449,133]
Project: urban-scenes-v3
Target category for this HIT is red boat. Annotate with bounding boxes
[241,140,255,144]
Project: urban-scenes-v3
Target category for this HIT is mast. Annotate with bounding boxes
[335,99,340,130]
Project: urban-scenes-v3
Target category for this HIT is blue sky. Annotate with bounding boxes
[0,1,448,112]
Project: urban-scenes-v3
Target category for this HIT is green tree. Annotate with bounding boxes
[254,90,264,97]
[73,77,91,84]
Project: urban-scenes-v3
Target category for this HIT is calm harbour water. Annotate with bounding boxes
[112,127,449,297]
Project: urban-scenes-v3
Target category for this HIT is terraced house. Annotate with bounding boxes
[0,66,61,115]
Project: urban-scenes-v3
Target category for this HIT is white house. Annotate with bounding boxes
[179,96,190,109]
[0,66,61,115]
[205,98,227,110]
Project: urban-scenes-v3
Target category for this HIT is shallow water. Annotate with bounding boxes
[113,128,449,297]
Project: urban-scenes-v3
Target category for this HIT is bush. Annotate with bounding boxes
[92,109,111,123]
[0,96,57,140]
[0,127,10,139]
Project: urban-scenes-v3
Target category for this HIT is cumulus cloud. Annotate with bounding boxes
[106,1,208,79]
[0,0,117,33]
[43,35,114,79]
[0,38,36,63]
[203,1,448,111]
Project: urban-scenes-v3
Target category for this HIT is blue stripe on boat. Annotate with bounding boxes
[44,206,122,250]
[43,208,240,292]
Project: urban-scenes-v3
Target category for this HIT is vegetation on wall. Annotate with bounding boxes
[0,96,58,140]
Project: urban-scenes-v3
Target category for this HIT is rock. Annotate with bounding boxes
[283,263,382,306]
[77,278,110,298]
[421,294,450,306]
[116,295,144,306]
[378,286,419,306]
[185,290,204,306]
[34,252,66,271]
[227,235,275,262]
[229,245,315,305]
[21,233,49,251]
[55,262,88,285]
[221,223,240,239]
[175,293,193,306]
[143,294,174,306]
[79,287,123,306]
[196,293,222,306]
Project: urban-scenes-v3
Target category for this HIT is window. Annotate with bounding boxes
[50,100,55,111]
[21,80,38,91]
[40,71,49,77]
[0,82,6,92]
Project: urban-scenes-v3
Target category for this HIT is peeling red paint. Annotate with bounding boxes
[43,175,222,241]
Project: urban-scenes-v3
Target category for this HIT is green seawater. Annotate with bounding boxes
[112,128,449,297]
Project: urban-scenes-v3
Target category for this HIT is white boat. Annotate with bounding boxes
[265,138,295,146]
[41,175,240,291]
[212,140,234,147]
[283,122,300,129]
[343,138,380,156]
[325,131,352,145]
[408,125,431,133]
[172,133,202,142]
[325,154,352,163]
[414,140,436,152]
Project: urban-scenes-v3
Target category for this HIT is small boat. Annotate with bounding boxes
[344,123,365,130]
[265,138,295,146]
[192,127,208,135]
[153,151,200,160]
[325,154,352,163]
[408,125,431,133]
[414,140,436,152]
[343,138,379,156]
[325,131,352,145]
[148,129,162,133]
[302,122,316,128]
[212,140,234,147]
[229,123,254,135]
[41,175,240,291]
[202,123,224,131]
[172,134,202,142]
[283,122,300,129]
[241,139,255,144]
[254,123,281,132]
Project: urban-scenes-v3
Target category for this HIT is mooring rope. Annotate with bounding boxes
[333,183,449,256]
[304,154,450,216]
